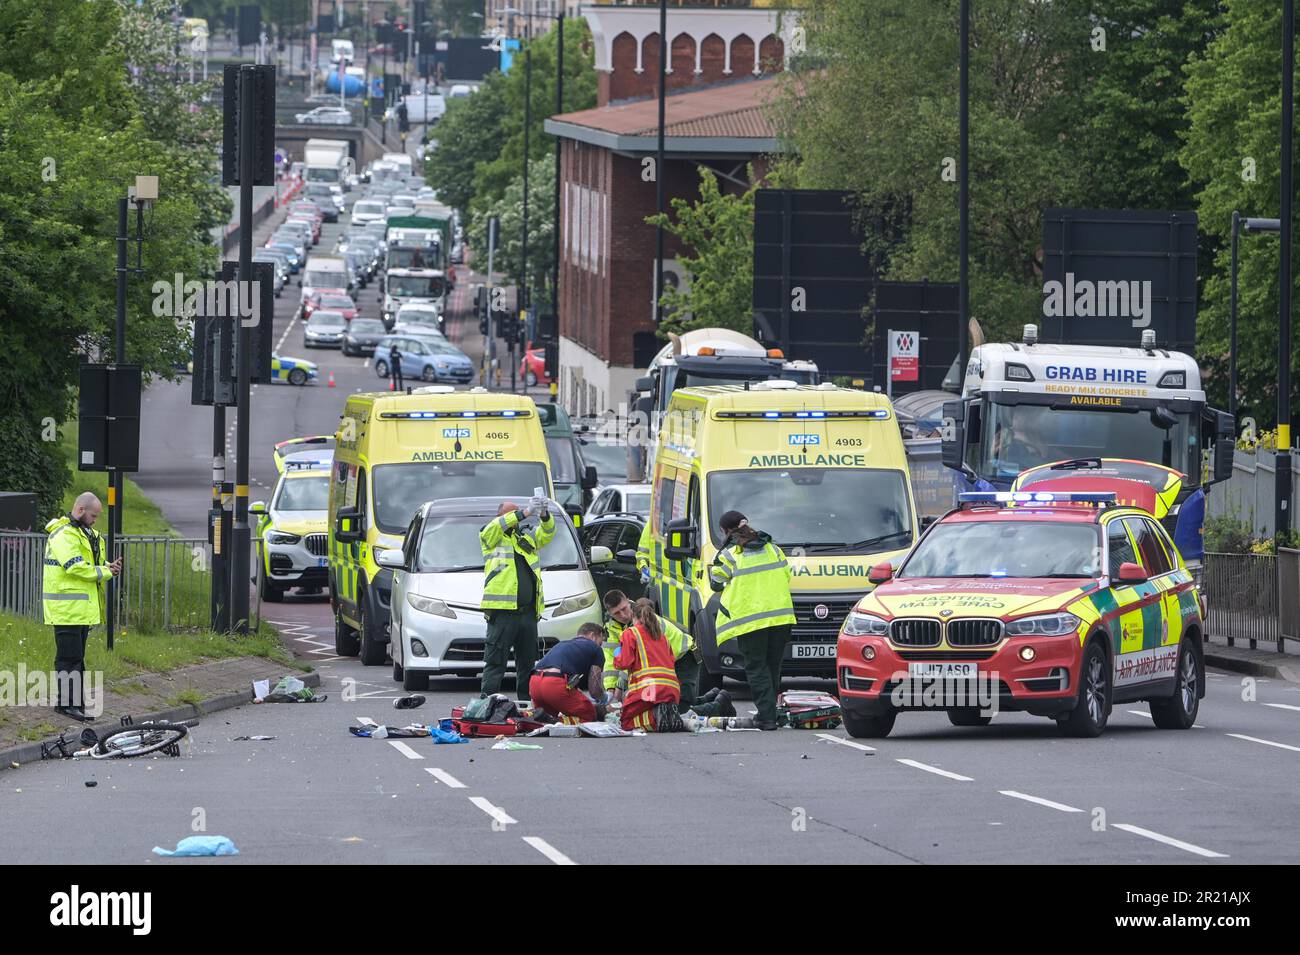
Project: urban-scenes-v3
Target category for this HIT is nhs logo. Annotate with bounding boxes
[788,434,821,446]
[442,427,472,438]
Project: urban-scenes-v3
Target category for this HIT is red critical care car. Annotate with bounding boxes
[836,491,1205,739]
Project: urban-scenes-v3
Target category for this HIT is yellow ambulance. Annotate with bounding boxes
[329,386,553,664]
[653,382,919,689]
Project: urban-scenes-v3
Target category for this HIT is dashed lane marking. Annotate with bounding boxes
[1111,823,1228,859]
[815,733,875,752]
[425,768,465,789]
[1263,703,1300,712]
[1227,733,1300,753]
[469,797,516,827]
[523,836,577,865]
[896,758,973,782]
[998,790,1083,813]
[387,740,423,760]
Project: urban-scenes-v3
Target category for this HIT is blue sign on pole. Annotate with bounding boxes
[500,37,521,73]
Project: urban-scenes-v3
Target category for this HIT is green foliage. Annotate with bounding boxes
[1203,515,1258,554]
[467,151,556,296]
[0,0,225,515]
[423,73,509,214]
[646,166,761,338]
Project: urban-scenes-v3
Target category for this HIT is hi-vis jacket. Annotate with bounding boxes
[479,509,556,618]
[603,613,692,690]
[635,522,652,574]
[42,515,115,626]
[709,533,796,644]
[613,621,681,705]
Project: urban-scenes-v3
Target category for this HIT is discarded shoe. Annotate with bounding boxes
[393,694,426,710]
[55,706,92,723]
[714,690,737,718]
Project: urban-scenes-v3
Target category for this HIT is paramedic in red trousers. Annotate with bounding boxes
[709,510,795,731]
[613,598,683,732]
[529,622,608,724]
[43,493,121,722]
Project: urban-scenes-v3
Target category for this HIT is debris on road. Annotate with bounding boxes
[85,780,98,787]
[152,835,240,857]
[525,722,635,738]
[347,720,468,743]
[393,694,426,710]
[254,675,326,703]
[491,740,542,751]
[778,691,842,730]
[233,735,277,741]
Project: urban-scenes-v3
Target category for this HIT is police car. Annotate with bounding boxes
[252,438,334,601]
[269,354,318,386]
[836,491,1205,739]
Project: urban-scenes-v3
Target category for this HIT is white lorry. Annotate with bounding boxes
[303,139,350,187]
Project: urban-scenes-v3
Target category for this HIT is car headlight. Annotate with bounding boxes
[406,593,456,618]
[553,590,597,617]
[267,531,300,545]
[842,611,889,636]
[1004,612,1081,637]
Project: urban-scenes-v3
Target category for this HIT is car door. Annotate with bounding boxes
[1112,515,1178,690]
[401,340,425,377]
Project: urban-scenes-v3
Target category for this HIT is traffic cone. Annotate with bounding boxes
[328,371,336,388]
[389,377,395,391]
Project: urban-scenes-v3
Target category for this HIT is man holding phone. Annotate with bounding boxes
[42,492,121,722]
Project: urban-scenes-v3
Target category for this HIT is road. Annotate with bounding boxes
[13,179,1296,867]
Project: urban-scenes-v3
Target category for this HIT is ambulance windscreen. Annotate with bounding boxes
[372,461,549,533]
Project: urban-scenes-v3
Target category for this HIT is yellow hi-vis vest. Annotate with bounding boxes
[603,613,692,689]
[709,538,795,645]
[42,515,114,626]
[478,509,555,618]
[635,521,652,574]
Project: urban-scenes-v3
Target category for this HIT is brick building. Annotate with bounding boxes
[542,2,797,418]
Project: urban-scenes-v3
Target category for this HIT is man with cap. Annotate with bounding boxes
[479,495,555,699]
[709,510,795,730]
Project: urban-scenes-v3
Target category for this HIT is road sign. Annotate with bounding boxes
[889,329,919,383]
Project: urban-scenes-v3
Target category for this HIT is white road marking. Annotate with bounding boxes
[896,758,973,781]
[523,836,576,865]
[1263,702,1300,712]
[387,740,424,760]
[469,796,516,827]
[998,790,1083,813]
[1112,823,1228,859]
[1227,733,1300,753]
[425,768,465,789]
[815,733,875,752]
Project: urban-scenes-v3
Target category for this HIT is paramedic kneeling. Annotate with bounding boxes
[529,622,608,724]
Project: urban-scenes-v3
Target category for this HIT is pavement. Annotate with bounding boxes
[13,168,1298,866]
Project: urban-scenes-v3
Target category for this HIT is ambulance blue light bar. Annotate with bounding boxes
[378,409,531,420]
[715,410,889,420]
[958,491,1117,504]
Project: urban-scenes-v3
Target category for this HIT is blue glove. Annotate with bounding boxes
[640,568,651,584]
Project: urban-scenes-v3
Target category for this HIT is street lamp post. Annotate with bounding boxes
[655,0,666,327]
[1230,214,1282,420]
[958,0,970,382]
[1279,0,1295,545]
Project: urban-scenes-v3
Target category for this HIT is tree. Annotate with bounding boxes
[645,167,762,338]
[1182,0,1297,429]
[432,0,486,36]
[0,0,225,514]
[422,73,509,214]
[467,151,556,300]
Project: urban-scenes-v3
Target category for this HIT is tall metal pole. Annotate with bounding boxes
[487,216,498,386]
[231,66,256,633]
[1230,210,1240,419]
[106,195,129,651]
[1279,0,1295,545]
[553,12,564,328]
[654,0,667,326]
[522,45,531,311]
[957,0,970,380]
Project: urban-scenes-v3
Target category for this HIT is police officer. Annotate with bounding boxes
[389,341,405,391]
[709,510,795,731]
[479,497,555,700]
[43,493,121,722]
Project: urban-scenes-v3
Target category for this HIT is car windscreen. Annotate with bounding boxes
[706,468,913,555]
[546,437,579,484]
[275,474,329,511]
[320,296,353,308]
[309,312,346,327]
[372,461,550,534]
[350,320,385,333]
[577,441,629,483]
[415,512,582,573]
[899,520,1101,579]
[625,492,651,514]
[397,308,439,324]
[354,201,385,215]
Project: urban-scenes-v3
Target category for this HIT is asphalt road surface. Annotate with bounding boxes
[14,191,1299,866]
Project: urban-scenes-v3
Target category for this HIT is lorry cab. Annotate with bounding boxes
[383,267,445,327]
[650,382,918,688]
[328,387,553,666]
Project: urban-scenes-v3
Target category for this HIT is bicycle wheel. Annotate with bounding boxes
[94,722,189,758]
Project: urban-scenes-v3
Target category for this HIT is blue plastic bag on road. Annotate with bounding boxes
[152,836,240,857]
[430,726,468,744]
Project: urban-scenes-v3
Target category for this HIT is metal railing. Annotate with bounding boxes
[0,532,213,633]
[1204,551,1280,651]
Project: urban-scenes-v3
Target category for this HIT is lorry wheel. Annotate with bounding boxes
[1057,640,1110,738]
[842,708,896,739]
[1149,639,1200,729]
[403,670,430,691]
[358,601,387,666]
[947,707,991,727]
[334,615,360,656]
